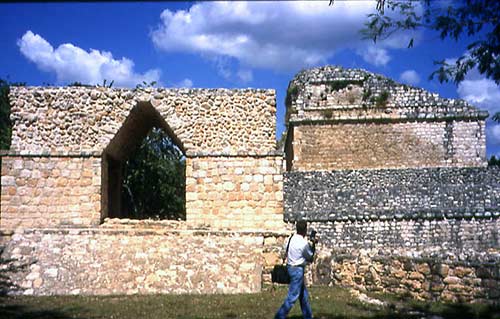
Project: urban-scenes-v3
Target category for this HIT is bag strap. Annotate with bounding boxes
[283,234,293,264]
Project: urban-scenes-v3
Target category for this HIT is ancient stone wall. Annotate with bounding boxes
[313,248,499,303]
[8,87,276,156]
[284,167,500,222]
[1,156,102,230]
[285,65,488,171]
[309,218,500,252]
[261,220,499,303]
[2,226,268,295]
[1,86,284,232]
[291,120,485,171]
[186,156,283,230]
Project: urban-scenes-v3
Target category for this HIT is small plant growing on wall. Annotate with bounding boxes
[362,87,372,101]
[375,90,390,107]
[322,109,333,119]
[329,79,364,91]
[285,84,299,109]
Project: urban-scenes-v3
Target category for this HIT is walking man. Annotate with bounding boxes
[275,220,316,319]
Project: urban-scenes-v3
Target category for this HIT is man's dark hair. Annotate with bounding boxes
[296,220,307,235]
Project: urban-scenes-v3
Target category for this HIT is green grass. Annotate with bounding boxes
[0,286,499,319]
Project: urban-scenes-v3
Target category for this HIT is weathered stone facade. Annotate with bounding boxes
[8,87,276,156]
[284,167,500,222]
[282,66,499,304]
[285,65,488,171]
[186,156,284,230]
[291,121,485,171]
[1,87,283,231]
[3,224,265,295]
[1,85,287,296]
[313,248,500,303]
[1,156,102,230]
[1,65,498,303]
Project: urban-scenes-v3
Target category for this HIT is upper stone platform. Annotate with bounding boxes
[286,65,488,123]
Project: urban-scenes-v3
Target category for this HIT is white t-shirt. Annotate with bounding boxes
[284,234,314,267]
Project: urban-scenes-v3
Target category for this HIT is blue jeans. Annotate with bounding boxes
[274,265,312,319]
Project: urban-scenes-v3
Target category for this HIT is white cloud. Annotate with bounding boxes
[18,31,160,87]
[457,73,500,146]
[357,46,391,67]
[399,70,420,85]
[237,69,253,83]
[487,124,500,146]
[151,1,415,73]
[458,77,500,115]
[174,78,194,88]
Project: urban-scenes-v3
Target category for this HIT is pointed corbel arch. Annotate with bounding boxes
[102,101,185,220]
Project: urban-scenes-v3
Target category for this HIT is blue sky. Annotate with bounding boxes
[1,1,499,157]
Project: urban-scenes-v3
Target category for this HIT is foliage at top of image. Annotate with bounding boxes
[358,0,500,86]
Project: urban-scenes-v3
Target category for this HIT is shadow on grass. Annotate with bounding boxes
[287,302,500,319]
[0,303,81,319]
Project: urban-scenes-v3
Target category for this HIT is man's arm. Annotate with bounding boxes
[303,241,315,263]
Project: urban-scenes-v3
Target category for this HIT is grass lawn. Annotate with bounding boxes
[0,285,499,319]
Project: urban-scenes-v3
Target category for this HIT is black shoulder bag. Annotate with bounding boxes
[271,234,293,284]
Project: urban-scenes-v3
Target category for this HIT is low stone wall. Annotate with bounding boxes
[1,226,272,295]
[1,156,102,231]
[262,235,500,304]
[284,167,500,222]
[311,248,500,303]
[186,155,284,230]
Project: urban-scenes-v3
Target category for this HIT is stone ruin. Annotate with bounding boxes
[284,66,499,303]
[0,65,498,303]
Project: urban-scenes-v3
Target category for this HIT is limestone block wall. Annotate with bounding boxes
[1,156,101,231]
[2,86,281,232]
[2,227,265,295]
[309,218,500,252]
[8,87,276,156]
[285,65,488,171]
[290,120,485,171]
[186,155,284,230]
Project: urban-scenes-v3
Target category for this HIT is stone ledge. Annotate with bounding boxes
[13,227,289,238]
[286,210,500,222]
[0,150,101,157]
[288,112,489,125]
[186,151,284,158]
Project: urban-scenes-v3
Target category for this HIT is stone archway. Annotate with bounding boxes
[101,101,185,221]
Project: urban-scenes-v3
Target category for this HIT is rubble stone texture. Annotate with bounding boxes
[1,66,498,302]
[3,228,264,295]
[1,87,283,231]
[285,65,488,171]
[282,66,498,304]
[8,87,276,156]
[1,86,285,295]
